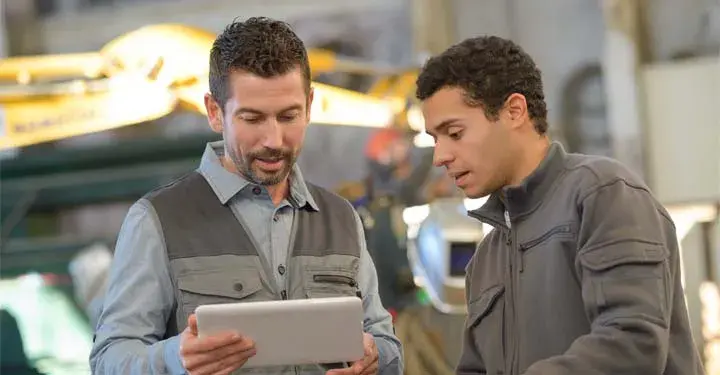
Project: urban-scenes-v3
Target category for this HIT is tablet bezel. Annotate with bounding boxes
[195,296,365,368]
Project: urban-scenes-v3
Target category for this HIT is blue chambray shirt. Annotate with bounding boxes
[90,141,403,374]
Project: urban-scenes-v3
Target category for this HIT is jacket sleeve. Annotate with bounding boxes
[90,200,185,375]
[523,179,679,374]
[353,209,405,375]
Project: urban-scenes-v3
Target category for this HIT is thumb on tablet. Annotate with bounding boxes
[188,314,199,336]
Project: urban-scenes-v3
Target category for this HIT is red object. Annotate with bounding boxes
[388,308,398,323]
[40,273,72,286]
[365,128,402,161]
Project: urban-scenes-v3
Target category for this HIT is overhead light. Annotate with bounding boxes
[413,132,434,148]
[406,104,425,132]
[311,83,396,128]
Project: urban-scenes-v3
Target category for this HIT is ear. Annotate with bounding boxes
[504,93,529,130]
[306,86,315,121]
[204,93,223,134]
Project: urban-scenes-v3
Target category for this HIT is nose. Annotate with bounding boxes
[432,141,453,167]
[262,121,283,149]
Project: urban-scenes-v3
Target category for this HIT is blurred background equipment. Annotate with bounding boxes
[363,127,433,311]
[67,243,113,328]
[1,309,45,375]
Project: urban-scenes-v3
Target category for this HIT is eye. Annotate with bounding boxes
[448,131,463,140]
[246,118,262,124]
[278,113,299,123]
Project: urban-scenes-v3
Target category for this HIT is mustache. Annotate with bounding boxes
[247,148,293,162]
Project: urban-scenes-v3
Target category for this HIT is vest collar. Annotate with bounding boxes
[469,141,566,227]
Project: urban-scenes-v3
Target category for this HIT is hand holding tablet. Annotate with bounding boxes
[195,296,365,369]
[178,314,257,374]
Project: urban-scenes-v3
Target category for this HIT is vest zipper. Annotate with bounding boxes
[313,274,357,286]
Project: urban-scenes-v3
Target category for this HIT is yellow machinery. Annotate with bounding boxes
[0,24,418,150]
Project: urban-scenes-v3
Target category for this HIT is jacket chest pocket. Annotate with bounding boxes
[519,223,577,274]
[468,284,506,375]
[177,268,268,319]
[304,267,360,299]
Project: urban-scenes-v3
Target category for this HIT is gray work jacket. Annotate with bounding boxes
[459,142,704,375]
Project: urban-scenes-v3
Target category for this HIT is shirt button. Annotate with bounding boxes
[233,282,244,292]
[252,186,261,195]
[278,264,286,275]
[273,215,279,222]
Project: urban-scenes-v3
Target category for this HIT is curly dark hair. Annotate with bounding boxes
[416,36,548,134]
[209,17,311,109]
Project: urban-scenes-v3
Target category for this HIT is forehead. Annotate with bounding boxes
[226,69,306,111]
[421,87,474,132]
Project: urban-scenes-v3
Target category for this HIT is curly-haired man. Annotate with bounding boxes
[416,36,703,375]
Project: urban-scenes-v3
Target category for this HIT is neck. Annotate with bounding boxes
[266,181,290,206]
[221,155,290,206]
[508,136,551,186]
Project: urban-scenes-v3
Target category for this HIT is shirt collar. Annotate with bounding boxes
[197,141,319,210]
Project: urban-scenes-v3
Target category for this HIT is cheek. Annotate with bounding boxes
[283,125,307,149]
[226,124,258,153]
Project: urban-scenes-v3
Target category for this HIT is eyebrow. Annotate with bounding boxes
[426,118,459,136]
[234,104,304,117]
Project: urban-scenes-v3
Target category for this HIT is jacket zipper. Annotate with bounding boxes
[503,211,514,374]
[518,224,573,273]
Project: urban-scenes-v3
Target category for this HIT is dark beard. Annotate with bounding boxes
[228,145,295,186]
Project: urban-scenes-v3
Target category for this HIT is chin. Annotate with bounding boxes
[255,169,291,186]
[462,185,491,199]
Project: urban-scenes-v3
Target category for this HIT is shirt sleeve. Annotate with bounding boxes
[353,209,405,375]
[90,199,185,375]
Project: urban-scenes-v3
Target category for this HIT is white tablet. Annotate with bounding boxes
[195,296,365,368]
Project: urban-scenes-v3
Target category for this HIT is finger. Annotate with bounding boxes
[360,361,378,375]
[361,351,377,367]
[182,339,255,370]
[188,314,198,336]
[351,360,367,373]
[359,355,378,375]
[190,347,257,375]
[214,361,245,375]
[183,332,246,355]
[325,365,358,375]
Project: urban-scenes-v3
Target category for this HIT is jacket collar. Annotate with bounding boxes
[469,141,567,228]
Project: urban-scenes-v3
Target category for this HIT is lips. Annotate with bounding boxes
[452,171,470,186]
[254,158,284,171]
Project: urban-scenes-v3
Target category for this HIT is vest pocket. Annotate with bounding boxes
[467,284,506,374]
[177,269,265,318]
[304,268,359,299]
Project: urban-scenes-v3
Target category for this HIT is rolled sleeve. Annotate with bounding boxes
[90,200,184,375]
[353,209,404,375]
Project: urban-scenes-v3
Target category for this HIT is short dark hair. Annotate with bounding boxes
[415,36,548,134]
[209,17,311,109]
